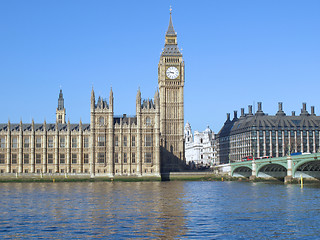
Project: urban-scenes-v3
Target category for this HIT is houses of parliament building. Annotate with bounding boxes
[0,11,185,177]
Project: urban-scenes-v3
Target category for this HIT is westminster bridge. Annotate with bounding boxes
[231,153,320,181]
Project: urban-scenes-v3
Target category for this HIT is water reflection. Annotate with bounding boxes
[1,182,320,239]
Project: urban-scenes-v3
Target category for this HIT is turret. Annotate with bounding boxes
[56,89,66,124]
[136,88,141,112]
[109,87,114,112]
[91,87,95,110]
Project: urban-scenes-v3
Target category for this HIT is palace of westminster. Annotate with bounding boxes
[0,11,185,177]
[1,11,320,176]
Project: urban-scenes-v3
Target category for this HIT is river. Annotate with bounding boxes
[0,181,319,239]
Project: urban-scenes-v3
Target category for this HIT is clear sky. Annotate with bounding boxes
[0,0,319,133]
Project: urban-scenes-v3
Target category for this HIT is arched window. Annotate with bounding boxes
[146,117,151,126]
[99,117,104,126]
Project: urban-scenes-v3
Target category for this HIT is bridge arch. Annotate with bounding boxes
[293,159,320,179]
[232,166,252,177]
[256,163,287,178]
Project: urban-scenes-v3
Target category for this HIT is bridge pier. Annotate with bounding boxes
[250,160,256,180]
[284,155,293,183]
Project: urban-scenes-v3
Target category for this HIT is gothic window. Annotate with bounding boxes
[24,154,29,164]
[72,154,77,164]
[60,137,65,148]
[114,153,118,163]
[132,136,135,147]
[12,137,17,148]
[98,135,105,147]
[145,135,153,147]
[146,117,151,126]
[60,154,65,164]
[132,153,135,163]
[123,136,127,147]
[99,117,104,126]
[114,136,118,147]
[24,137,30,148]
[124,153,127,163]
[11,154,17,164]
[98,153,105,163]
[84,137,89,148]
[0,137,5,148]
[200,138,203,144]
[36,154,41,164]
[36,137,41,148]
[72,137,77,148]
[84,154,89,164]
[0,154,5,164]
[47,154,53,164]
[48,137,54,148]
[145,152,152,163]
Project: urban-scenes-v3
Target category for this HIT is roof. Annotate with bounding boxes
[218,113,320,137]
[0,123,90,132]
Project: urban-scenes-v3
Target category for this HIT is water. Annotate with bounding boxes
[0,181,320,239]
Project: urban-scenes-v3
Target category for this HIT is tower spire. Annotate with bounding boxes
[166,6,176,36]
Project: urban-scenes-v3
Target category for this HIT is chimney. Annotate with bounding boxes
[292,111,295,116]
[278,102,283,111]
[233,110,238,120]
[301,102,308,116]
[311,106,315,115]
[248,105,253,115]
[257,102,262,112]
[241,108,245,117]
[227,113,230,121]
[303,102,307,111]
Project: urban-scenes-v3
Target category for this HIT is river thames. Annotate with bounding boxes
[1,181,320,239]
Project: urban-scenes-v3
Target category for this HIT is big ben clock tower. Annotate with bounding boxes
[158,8,185,171]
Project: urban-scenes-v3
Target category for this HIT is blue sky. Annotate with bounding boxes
[0,0,319,133]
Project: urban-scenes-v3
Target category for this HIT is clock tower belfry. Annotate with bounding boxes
[158,9,185,171]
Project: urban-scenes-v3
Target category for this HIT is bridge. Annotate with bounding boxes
[231,153,320,181]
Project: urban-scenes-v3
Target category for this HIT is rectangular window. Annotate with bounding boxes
[132,136,135,147]
[145,152,152,163]
[123,153,127,163]
[36,137,41,148]
[114,136,118,147]
[145,135,153,147]
[60,154,65,164]
[114,152,118,163]
[98,153,105,164]
[36,154,41,164]
[132,153,135,163]
[11,154,17,164]
[60,137,65,148]
[24,137,30,148]
[84,137,89,148]
[0,154,5,164]
[0,137,5,148]
[24,154,29,164]
[123,136,127,147]
[48,137,54,148]
[84,153,89,164]
[12,137,18,148]
[72,137,77,148]
[47,154,53,164]
[98,135,105,147]
[72,154,77,164]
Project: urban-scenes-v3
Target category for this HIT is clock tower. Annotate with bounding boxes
[158,9,185,171]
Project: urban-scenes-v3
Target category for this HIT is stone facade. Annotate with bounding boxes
[217,102,320,164]
[0,11,184,177]
[184,122,216,167]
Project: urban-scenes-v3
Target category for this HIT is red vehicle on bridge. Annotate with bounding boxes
[241,156,253,161]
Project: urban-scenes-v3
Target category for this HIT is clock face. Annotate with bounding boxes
[166,66,179,79]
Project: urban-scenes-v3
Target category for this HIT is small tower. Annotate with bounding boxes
[56,89,66,124]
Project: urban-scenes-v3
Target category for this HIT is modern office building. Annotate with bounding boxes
[216,102,320,164]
